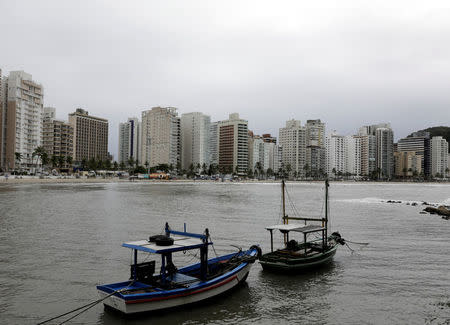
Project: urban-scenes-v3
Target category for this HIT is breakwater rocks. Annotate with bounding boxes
[381,199,450,220]
[423,206,450,220]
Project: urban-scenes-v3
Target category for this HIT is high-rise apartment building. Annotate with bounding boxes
[209,122,219,166]
[68,108,108,163]
[306,145,325,177]
[376,127,394,179]
[0,68,4,169]
[431,136,449,177]
[43,107,56,122]
[248,132,263,172]
[118,117,140,165]
[0,71,44,170]
[346,135,363,176]
[359,123,393,178]
[325,133,347,176]
[306,119,325,147]
[397,131,431,177]
[140,107,180,168]
[279,119,307,177]
[43,118,74,167]
[394,151,422,177]
[218,113,248,175]
[181,112,210,170]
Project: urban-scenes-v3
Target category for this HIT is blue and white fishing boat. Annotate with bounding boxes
[97,223,261,315]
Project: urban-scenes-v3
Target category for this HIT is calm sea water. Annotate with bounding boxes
[0,181,449,325]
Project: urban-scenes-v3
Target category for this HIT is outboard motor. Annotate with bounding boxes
[330,232,346,245]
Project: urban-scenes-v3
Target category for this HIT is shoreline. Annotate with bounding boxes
[1,176,449,185]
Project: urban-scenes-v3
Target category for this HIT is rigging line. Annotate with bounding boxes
[37,281,135,325]
[345,240,369,245]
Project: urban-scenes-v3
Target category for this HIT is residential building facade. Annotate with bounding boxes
[397,131,431,177]
[68,108,108,163]
[140,107,180,168]
[375,127,394,179]
[1,71,44,170]
[118,117,140,165]
[325,133,347,176]
[394,151,422,177]
[42,119,74,168]
[209,122,219,166]
[431,136,449,177]
[279,119,307,177]
[218,113,248,175]
[181,112,210,171]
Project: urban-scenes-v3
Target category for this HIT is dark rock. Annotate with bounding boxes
[422,206,450,217]
[411,202,418,206]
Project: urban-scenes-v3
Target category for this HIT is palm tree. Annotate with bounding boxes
[57,156,65,169]
[66,156,73,168]
[127,157,135,169]
[32,146,46,170]
[15,152,22,171]
[41,152,49,171]
[445,167,449,178]
[51,155,58,168]
[113,161,119,171]
[201,163,207,175]
[144,161,149,173]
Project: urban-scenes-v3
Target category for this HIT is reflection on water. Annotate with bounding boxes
[0,182,449,324]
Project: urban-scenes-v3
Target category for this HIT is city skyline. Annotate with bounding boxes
[2,1,450,158]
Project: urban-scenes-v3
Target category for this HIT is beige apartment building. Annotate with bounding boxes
[140,107,180,168]
[43,119,74,167]
[394,151,422,177]
[0,71,44,170]
[68,108,108,163]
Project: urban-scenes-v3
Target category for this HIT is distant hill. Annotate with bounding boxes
[408,126,450,152]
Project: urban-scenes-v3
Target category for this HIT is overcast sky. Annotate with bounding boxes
[1,0,450,158]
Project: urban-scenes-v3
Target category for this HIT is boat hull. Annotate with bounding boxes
[97,250,257,315]
[259,245,337,272]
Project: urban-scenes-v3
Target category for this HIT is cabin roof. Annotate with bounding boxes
[122,235,211,254]
[266,224,325,234]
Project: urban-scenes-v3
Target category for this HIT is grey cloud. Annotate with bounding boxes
[1,0,449,158]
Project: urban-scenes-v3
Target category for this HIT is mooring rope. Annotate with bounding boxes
[36,281,135,325]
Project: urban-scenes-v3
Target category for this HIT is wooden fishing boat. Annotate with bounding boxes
[97,223,261,315]
[259,180,345,272]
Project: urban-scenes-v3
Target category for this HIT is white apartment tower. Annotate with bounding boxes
[0,71,44,170]
[181,112,210,170]
[118,117,141,165]
[431,136,449,177]
[325,133,347,176]
[279,119,307,177]
[346,135,363,176]
[209,122,219,166]
[141,107,180,168]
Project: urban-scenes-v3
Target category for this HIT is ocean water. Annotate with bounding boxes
[0,181,449,325]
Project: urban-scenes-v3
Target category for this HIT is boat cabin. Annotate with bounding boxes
[265,223,328,255]
[123,223,212,287]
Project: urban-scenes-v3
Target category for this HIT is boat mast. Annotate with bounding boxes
[282,179,286,224]
[282,179,287,245]
[324,179,329,247]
